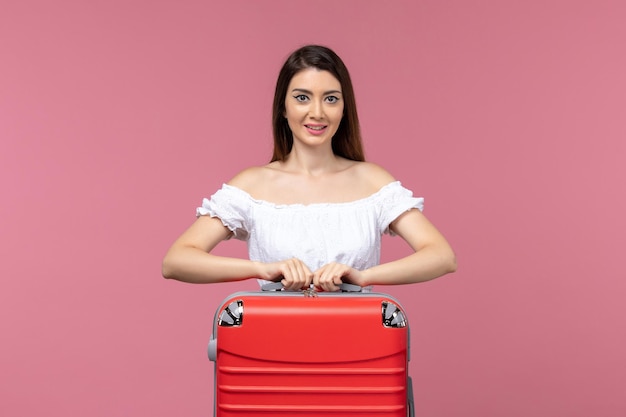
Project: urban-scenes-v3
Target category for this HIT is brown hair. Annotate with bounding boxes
[271,45,365,162]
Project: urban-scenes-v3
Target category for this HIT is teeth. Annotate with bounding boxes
[307,126,325,130]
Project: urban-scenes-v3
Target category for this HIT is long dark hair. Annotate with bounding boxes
[271,45,365,162]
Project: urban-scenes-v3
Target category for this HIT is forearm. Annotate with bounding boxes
[162,246,260,284]
[361,245,457,286]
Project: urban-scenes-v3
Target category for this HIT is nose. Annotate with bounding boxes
[309,99,323,119]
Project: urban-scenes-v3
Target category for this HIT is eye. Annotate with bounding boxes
[293,94,309,102]
[325,96,340,104]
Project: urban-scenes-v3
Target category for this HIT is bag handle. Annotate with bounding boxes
[260,282,362,293]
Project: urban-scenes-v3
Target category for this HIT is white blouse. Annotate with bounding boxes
[196,181,424,289]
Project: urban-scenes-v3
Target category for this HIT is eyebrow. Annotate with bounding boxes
[291,88,342,95]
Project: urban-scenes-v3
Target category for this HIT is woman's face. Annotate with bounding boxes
[284,68,344,150]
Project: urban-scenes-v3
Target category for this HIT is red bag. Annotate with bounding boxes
[208,284,414,416]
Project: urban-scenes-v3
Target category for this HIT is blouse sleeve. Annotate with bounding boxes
[377,182,425,236]
[196,184,251,240]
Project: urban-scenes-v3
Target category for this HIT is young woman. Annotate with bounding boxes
[162,45,456,291]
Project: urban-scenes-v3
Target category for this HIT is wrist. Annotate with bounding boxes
[359,268,373,287]
[251,261,267,280]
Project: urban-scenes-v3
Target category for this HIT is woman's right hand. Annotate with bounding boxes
[257,258,313,291]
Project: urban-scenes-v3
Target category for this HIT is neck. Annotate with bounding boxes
[283,146,341,176]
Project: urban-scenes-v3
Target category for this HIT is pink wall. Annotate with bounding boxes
[2,1,625,416]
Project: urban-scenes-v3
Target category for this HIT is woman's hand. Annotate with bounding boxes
[257,258,314,291]
[313,262,365,292]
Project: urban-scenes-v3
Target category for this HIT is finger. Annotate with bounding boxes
[312,265,332,290]
[279,260,297,290]
[282,259,312,290]
[285,259,306,290]
[295,260,314,289]
[329,272,344,291]
[312,267,324,289]
[285,262,302,291]
[321,270,343,292]
[328,264,352,291]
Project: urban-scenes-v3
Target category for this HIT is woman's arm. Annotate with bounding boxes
[360,208,457,286]
[313,208,456,290]
[162,216,258,283]
[358,163,457,285]
[313,209,456,290]
[313,164,457,290]
[162,215,315,287]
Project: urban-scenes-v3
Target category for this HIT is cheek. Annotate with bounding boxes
[332,106,345,122]
[284,110,296,126]
[334,102,345,116]
[284,104,304,119]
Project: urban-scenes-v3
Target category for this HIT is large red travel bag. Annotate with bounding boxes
[208,284,415,416]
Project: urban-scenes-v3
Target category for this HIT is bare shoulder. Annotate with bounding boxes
[351,161,396,189]
[227,164,279,195]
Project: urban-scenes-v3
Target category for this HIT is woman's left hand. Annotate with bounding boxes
[313,262,364,292]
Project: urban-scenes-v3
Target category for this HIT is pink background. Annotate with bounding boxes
[2,1,625,416]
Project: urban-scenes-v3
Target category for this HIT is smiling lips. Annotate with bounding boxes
[305,124,327,135]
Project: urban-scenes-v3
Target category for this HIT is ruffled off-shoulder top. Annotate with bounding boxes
[196,181,424,289]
